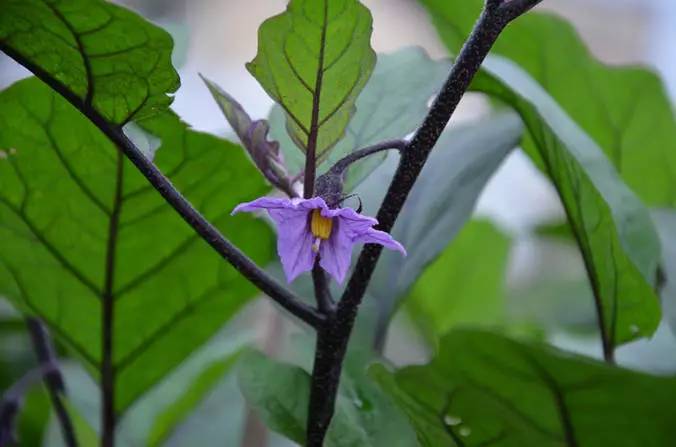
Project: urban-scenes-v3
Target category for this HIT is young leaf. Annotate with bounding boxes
[270,47,451,190]
[0,0,179,124]
[201,75,294,197]
[0,78,274,413]
[420,0,662,349]
[238,350,419,447]
[371,329,676,447]
[247,0,376,162]
[405,220,511,347]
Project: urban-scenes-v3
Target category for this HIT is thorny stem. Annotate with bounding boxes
[25,318,78,447]
[306,1,541,445]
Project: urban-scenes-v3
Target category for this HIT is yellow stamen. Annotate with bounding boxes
[310,209,333,240]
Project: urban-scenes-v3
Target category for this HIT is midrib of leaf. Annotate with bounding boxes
[515,349,578,447]
[101,150,125,421]
[529,116,615,355]
[467,342,581,446]
[303,0,329,196]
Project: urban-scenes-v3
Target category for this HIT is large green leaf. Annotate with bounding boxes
[270,47,450,189]
[238,350,418,447]
[0,78,274,412]
[405,220,511,346]
[372,329,676,447]
[419,0,662,348]
[248,0,376,160]
[359,114,522,344]
[420,0,676,208]
[0,0,179,124]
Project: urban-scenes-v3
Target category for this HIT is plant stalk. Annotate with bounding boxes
[305,1,541,444]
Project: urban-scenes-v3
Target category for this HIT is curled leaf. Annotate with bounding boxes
[202,75,295,196]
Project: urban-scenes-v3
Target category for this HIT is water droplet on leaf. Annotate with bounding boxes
[444,415,462,426]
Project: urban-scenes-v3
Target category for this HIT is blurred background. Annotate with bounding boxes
[1,0,675,445]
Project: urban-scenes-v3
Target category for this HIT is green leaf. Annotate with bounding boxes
[0,0,180,124]
[147,350,242,447]
[270,47,449,188]
[419,0,676,208]
[360,114,522,341]
[405,220,511,346]
[419,0,662,347]
[238,350,418,447]
[248,0,376,161]
[271,47,450,189]
[238,350,308,444]
[371,329,676,447]
[0,77,274,412]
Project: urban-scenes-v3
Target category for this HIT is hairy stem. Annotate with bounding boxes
[312,262,335,314]
[327,139,407,177]
[305,1,541,444]
[25,318,77,447]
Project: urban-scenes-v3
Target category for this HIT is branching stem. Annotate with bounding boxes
[1,1,543,446]
[327,139,407,177]
[0,43,324,331]
[305,1,542,444]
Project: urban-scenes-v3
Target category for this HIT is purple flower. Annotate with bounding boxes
[232,197,406,283]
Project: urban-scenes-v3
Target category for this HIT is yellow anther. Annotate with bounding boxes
[310,209,333,240]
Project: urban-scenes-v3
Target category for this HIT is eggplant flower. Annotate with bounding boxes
[232,197,406,283]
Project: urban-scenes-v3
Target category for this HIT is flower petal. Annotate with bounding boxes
[278,219,317,282]
[357,228,407,256]
[233,196,322,282]
[319,219,354,284]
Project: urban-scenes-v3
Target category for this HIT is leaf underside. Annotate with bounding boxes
[420,0,663,347]
[0,78,274,412]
